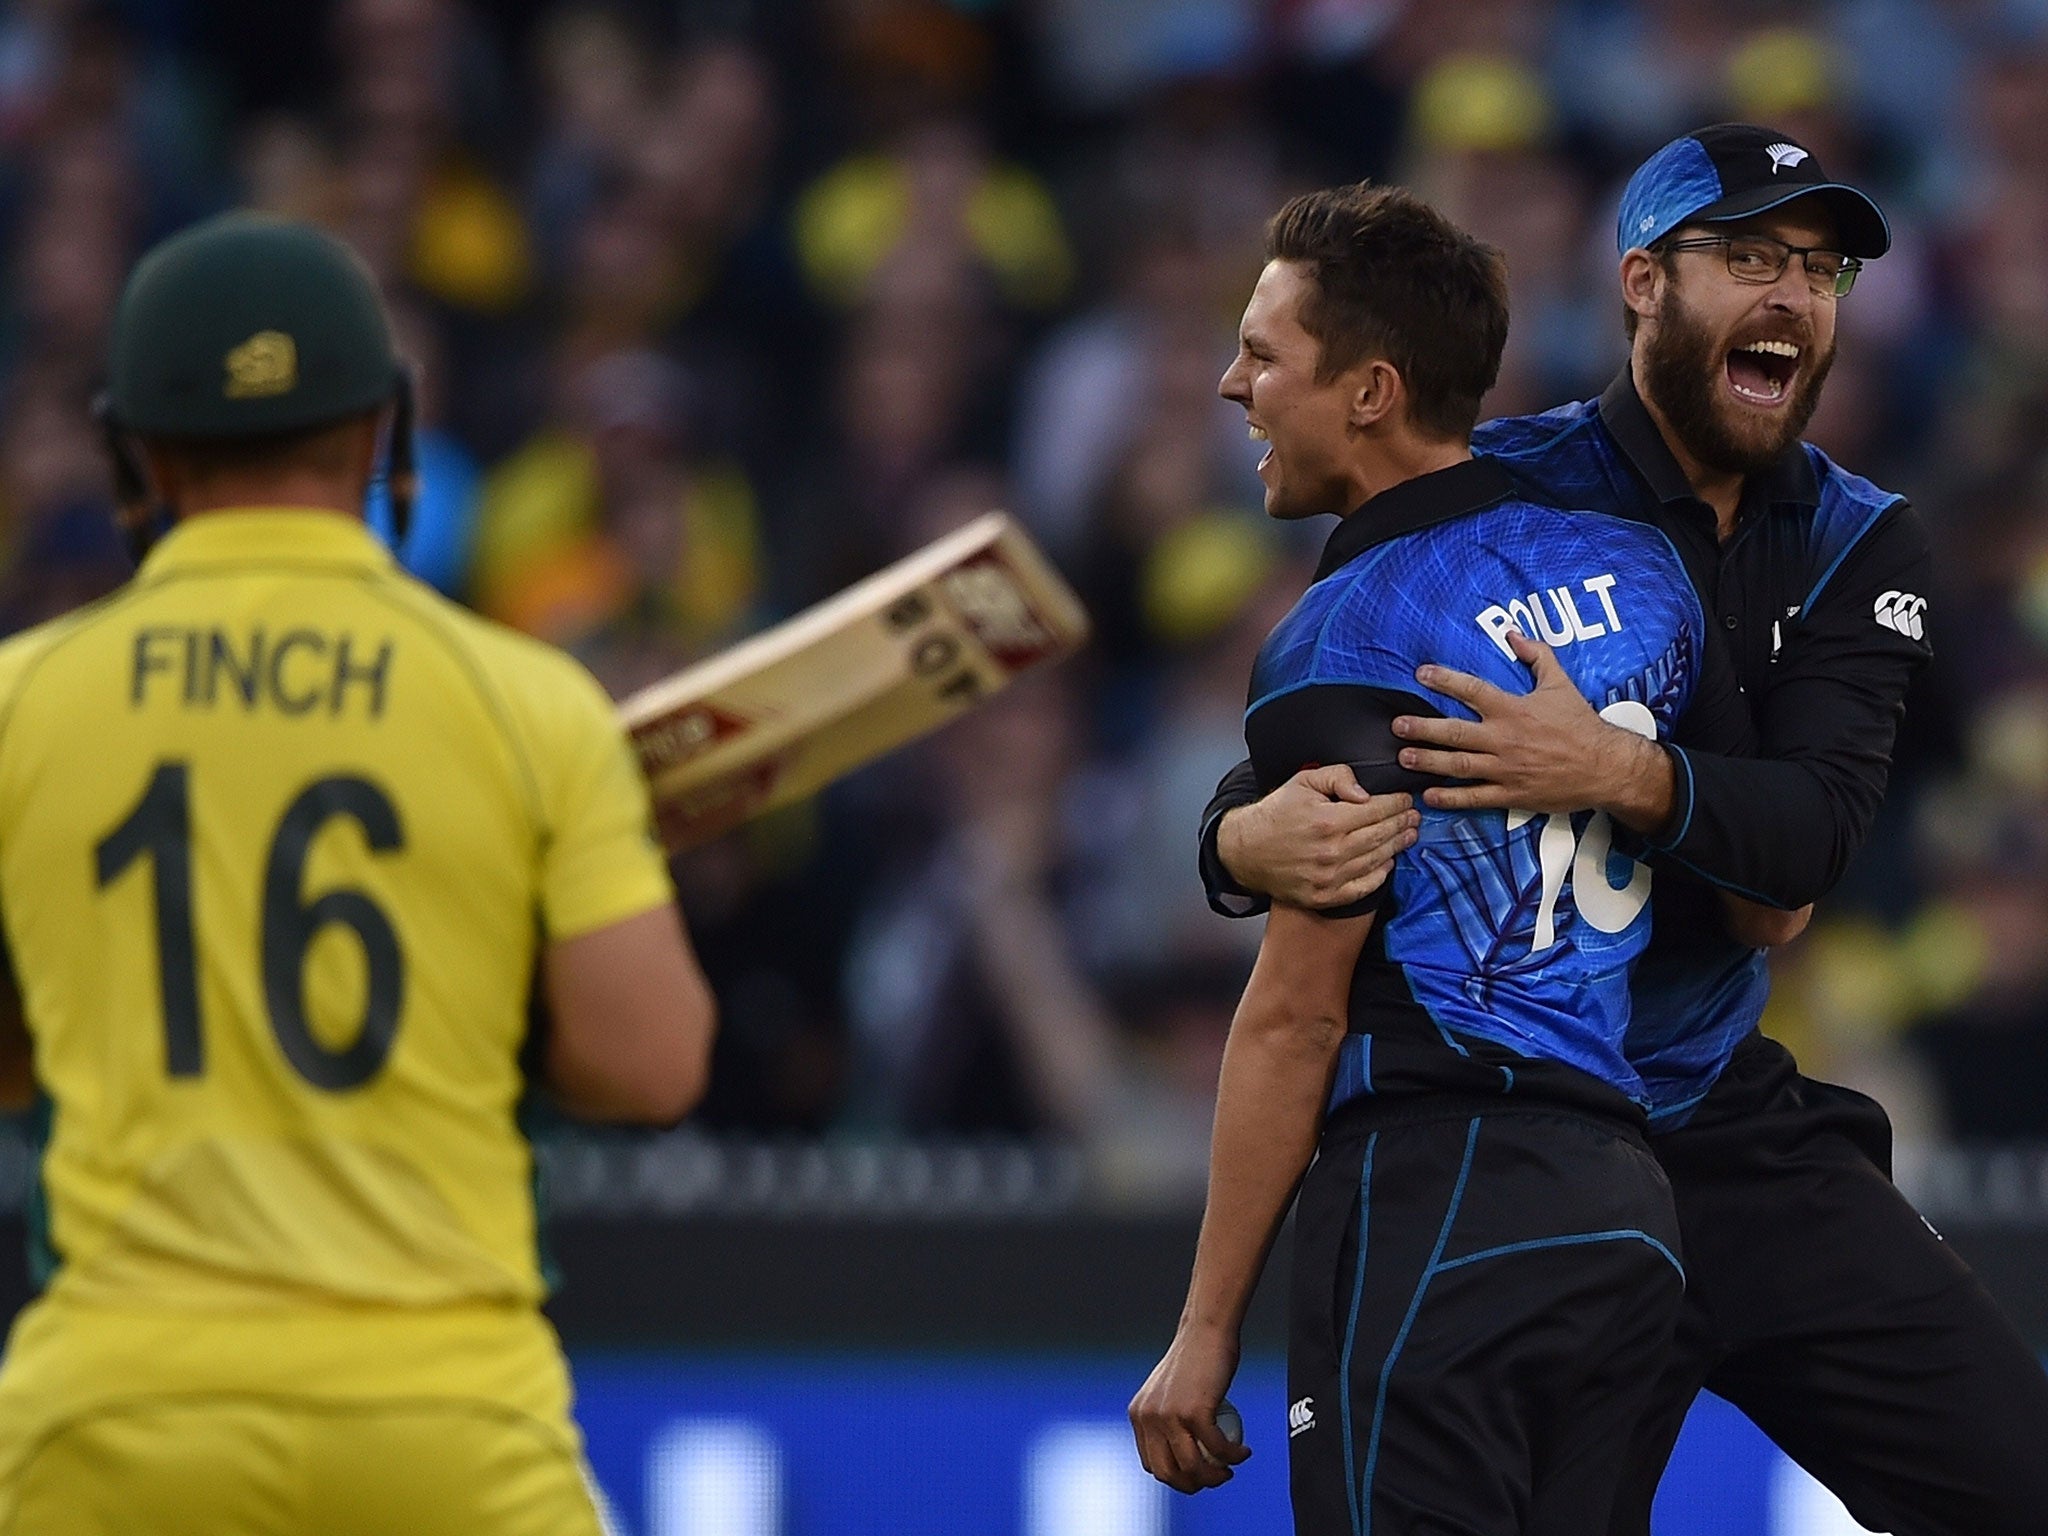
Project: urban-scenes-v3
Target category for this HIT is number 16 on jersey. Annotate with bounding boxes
[96,760,408,1090]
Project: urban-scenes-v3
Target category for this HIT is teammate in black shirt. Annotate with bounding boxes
[1202,125,2048,1536]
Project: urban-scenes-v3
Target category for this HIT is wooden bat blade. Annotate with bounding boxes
[618,512,1089,850]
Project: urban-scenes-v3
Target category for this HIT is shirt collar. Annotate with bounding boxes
[1314,455,1520,581]
[135,509,396,581]
[1596,369,1819,515]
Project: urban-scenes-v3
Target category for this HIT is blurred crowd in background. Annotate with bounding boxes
[4,0,2048,1196]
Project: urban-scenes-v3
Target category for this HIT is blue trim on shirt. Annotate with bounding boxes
[1799,493,1906,619]
[1649,745,1698,852]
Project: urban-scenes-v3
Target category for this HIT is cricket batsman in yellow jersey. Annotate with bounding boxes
[0,213,717,1534]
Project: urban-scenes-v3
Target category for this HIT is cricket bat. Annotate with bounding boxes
[620,512,1090,851]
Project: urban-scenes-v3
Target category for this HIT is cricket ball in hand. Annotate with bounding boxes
[1215,1399,1243,1446]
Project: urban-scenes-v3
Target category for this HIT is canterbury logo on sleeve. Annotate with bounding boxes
[1873,589,1927,640]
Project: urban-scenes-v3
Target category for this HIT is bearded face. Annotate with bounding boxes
[1632,213,1845,477]
[1640,272,1836,476]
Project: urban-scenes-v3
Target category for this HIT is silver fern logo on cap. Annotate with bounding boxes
[1766,142,1810,174]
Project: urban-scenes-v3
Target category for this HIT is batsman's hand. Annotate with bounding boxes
[1216,766,1418,910]
[1130,1325,1248,1492]
[1393,632,1662,816]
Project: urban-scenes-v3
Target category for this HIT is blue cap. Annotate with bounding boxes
[1616,124,1890,259]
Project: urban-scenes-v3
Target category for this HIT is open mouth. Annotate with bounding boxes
[1725,339,1800,407]
[1248,421,1272,472]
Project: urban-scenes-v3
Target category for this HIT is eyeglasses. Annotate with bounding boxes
[1661,234,1863,298]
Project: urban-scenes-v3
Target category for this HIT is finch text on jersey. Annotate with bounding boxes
[1474,573,1623,659]
[130,625,395,718]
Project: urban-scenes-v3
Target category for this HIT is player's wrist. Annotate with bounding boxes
[1175,1315,1244,1360]
[1601,728,1678,836]
[1179,1277,1253,1335]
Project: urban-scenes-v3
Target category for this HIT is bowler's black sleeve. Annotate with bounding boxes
[1645,499,1933,907]
[1198,758,1265,918]
[1198,684,1441,920]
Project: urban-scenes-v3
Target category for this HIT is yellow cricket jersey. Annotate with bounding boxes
[0,509,673,1429]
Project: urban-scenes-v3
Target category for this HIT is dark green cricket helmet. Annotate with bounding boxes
[105,211,404,439]
[99,212,417,558]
